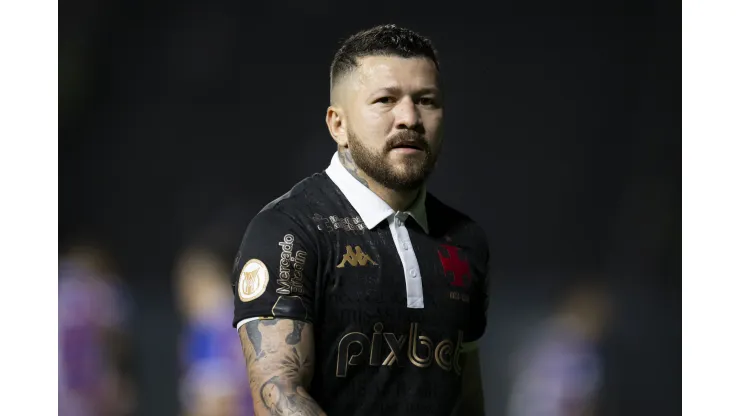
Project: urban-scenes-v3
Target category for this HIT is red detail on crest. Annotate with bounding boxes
[438,244,471,287]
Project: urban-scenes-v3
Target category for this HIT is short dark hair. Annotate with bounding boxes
[329,24,440,94]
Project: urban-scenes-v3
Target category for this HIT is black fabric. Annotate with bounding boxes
[231,171,490,416]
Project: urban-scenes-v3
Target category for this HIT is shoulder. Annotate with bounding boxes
[426,192,488,249]
[262,171,332,212]
[252,172,332,224]
[243,172,337,245]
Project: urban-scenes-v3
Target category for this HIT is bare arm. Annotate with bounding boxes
[238,318,326,416]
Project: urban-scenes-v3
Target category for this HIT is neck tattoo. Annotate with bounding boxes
[338,149,370,188]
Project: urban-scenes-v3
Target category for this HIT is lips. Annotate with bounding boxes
[386,131,428,153]
[393,144,423,150]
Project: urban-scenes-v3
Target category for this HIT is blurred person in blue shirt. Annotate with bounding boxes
[507,276,613,416]
[175,246,254,416]
[58,242,136,416]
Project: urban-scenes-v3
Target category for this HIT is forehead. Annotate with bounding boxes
[351,55,440,94]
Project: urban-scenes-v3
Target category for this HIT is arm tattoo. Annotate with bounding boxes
[239,319,325,416]
[285,321,305,345]
[246,319,280,360]
[260,377,322,416]
[245,321,265,359]
[338,148,370,188]
[259,348,317,415]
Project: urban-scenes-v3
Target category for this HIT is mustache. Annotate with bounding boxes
[384,131,429,153]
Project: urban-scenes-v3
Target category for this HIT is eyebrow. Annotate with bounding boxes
[372,86,440,96]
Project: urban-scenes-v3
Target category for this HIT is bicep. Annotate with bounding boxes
[238,318,317,415]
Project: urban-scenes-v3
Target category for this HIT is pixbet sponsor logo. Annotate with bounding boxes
[336,322,464,377]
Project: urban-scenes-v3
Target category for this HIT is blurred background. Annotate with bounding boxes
[59,1,680,415]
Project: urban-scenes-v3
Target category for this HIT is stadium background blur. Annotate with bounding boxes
[59,1,679,415]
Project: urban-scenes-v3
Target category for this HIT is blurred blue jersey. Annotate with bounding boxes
[179,306,254,416]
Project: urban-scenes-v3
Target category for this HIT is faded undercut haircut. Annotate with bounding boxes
[329,24,440,103]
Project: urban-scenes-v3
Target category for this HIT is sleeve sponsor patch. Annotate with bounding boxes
[237,259,269,302]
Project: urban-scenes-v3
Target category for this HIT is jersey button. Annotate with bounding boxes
[410,268,417,277]
[403,242,409,250]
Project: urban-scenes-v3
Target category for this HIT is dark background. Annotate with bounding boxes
[59,1,680,415]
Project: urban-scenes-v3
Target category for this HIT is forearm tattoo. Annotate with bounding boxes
[338,148,370,188]
[239,319,325,416]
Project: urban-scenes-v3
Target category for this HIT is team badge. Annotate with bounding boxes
[238,259,269,302]
[438,244,471,287]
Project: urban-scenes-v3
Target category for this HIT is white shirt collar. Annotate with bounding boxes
[325,151,429,234]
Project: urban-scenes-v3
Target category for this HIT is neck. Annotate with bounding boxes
[338,148,420,211]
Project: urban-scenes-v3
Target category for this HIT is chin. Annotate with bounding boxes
[390,155,423,165]
[391,171,426,188]
[389,164,416,178]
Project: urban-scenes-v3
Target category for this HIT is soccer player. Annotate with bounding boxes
[231,24,489,416]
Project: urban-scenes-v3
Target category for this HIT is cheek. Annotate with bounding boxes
[357,110,393,144]
[422,113,444,144]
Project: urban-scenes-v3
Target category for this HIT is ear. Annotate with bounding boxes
[325,105,348,147]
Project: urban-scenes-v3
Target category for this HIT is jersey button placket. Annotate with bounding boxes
[392,213,424,308]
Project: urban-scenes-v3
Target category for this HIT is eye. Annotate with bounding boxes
[419,97,437,106]
[374,96,395,104]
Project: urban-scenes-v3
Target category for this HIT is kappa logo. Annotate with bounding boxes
[337,245,378,268]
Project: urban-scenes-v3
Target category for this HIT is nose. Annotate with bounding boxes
[393,96,421,131]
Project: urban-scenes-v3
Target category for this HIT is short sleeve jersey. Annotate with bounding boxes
[232,153,490,416]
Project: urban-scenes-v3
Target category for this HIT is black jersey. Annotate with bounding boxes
[232,153,490,416]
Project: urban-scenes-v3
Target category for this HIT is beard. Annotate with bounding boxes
[347,129,438,191]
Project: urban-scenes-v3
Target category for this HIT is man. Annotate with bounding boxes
[232,24,489,416]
